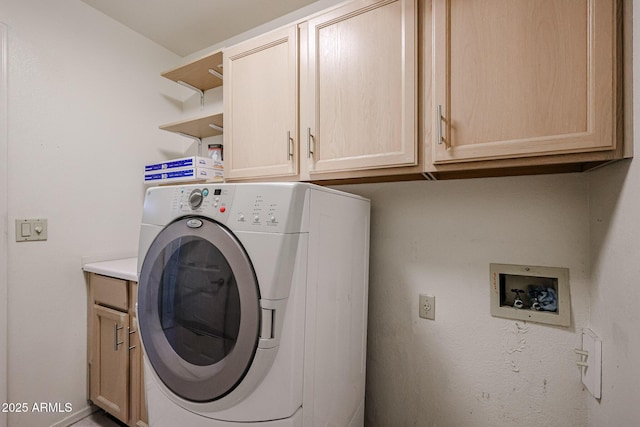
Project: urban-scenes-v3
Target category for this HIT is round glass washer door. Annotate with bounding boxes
[138,216,261,403]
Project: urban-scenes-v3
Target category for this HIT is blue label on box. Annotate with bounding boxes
[144,168,196,181]
[145,158,196,172]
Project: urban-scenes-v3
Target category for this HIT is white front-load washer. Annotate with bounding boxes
[137,182,370,426]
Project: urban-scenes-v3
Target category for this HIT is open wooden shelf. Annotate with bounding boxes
[159,112,223,139]
[161,50,223,92]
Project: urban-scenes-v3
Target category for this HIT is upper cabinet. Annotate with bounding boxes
[220,0,624,182]
[223,0,419,182]
[301,0,418,176]
[223,26,298,180]
[430,0,620,166]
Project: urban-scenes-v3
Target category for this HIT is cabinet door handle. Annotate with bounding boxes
[437,104,443,145]
[307,128,314,159]
[128,327,137,351]
[287,131,294,160]
[113,324,124,351]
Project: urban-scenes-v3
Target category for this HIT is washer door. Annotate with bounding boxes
[138,216,260,403]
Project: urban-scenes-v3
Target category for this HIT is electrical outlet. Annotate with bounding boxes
[419,294,435,320]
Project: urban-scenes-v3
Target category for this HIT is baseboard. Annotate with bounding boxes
[49,404,97,427]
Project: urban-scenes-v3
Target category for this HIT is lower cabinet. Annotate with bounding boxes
[88,273,148,427]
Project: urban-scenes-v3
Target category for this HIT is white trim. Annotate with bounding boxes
[0,22,8,427]
[48,405,97,427]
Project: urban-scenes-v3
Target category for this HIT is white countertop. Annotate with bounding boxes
[83,257,138,282]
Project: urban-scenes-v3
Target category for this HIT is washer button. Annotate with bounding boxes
[220,206,226,213]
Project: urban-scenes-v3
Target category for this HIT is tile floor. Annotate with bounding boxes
[68,410,127,427]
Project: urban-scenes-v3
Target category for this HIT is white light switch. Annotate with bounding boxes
[20,223,31,237]
[15,219,47,242]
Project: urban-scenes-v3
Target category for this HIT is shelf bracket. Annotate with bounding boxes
[208,68,223,80]
[177,80,205,107]
[174,132,204,156]
[209,123,223,133]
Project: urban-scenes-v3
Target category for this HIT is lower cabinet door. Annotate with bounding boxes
[91,304,129,424]
[129,315,148,427]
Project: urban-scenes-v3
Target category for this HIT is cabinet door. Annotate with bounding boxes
[432,0,617,164]
[129,283,149,427]
[224,26,298,180]
[302,0,417,175]
[90,305,129,424]
[129,316,148,427]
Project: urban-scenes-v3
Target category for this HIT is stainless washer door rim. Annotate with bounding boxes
[138,216,261,403]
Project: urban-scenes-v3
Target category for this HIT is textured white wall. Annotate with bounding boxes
[338,175,591,427]
[586,1,639,425]
[0,1,634,427]
[1,0,184,425]
[0,22,7,427]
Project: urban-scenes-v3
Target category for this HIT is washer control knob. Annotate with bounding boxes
[254,215,260,222]
[189,189,204,209]
[270,216,276,223]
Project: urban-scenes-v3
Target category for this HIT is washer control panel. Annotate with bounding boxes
[239,194,280,226]
[165,183,308,233]
[173,186,235,223]
[230,184,308,233]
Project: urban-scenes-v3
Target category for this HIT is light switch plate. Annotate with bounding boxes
[15,218,48,242]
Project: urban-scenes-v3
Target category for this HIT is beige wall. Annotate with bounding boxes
[0,0,637,426]
[2,0,183,425]
[0,22,7,427]
[586,1,639,425]
[338,175,591,426]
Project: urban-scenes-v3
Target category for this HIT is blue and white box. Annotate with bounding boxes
[144,167,223,184]
[144,156,217,173]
